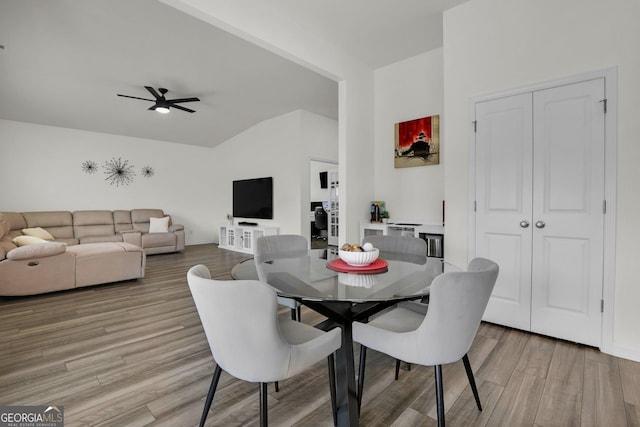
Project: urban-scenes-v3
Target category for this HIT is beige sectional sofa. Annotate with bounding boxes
[0,209,185,296]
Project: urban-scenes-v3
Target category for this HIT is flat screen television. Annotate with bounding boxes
[233,177,273,219]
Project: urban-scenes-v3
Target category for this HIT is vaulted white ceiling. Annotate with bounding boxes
[0,0,468,148]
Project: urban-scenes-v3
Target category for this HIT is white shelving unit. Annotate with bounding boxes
[360,221,444,258]
[219,224,279,255]
[327,170,339,246]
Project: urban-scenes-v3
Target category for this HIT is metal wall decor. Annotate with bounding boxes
[141,166,155,178]
[82,158,155,186]
[81,160,98,174]
[103,157,136,187]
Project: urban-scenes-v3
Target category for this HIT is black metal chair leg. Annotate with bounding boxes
[296,305,302,322]
[434,365,445,427]
[200,365,222,427]
[259,382,268,427]
[274,381,279,392]
[357,346,367,413]
[462,354,482,411]
[394,360,413,380]
[328,354,337,426]
[290,307,297,320]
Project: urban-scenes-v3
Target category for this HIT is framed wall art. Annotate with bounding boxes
[394,115,440,168]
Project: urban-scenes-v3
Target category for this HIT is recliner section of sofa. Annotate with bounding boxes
[0,208,183,296]
[1,209,184,254]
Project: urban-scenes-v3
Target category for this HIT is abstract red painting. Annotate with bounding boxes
[394,115,440,168]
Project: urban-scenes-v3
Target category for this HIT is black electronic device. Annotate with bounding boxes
[238,221,258,226]
[232,177,273,220]
[319,171,328,189]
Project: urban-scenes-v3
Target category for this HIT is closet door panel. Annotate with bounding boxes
[531,78,605,347]
[475,93,533,330]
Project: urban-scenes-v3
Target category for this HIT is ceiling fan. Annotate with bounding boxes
[117,86,200,114]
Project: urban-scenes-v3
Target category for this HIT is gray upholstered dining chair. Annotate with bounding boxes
[353,258,499,427]
[363,234,429,376]
[254,234,307,321]
[187,264,341,427]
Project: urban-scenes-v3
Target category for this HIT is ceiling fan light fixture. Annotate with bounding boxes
[155,106,170,114]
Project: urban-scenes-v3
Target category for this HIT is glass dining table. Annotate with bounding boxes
[231,248,447,427]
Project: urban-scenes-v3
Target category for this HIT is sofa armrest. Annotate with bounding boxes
[7,242,67,260]
[119,229,142,247]
[168,224,184,233]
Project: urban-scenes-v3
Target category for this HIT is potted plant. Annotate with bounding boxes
[380,210,390,224]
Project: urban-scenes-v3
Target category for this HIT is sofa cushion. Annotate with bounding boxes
[0,213,10,240]
[113,210,133,233]
[142,232,176,247]
[13,235,48,246]
[2,212,27,236]
[73,210,116,239]
[149,216,170,233]
[22,227,54,240]
[131,209,166,233]
[22,211,74,240]
[7,242,67,260]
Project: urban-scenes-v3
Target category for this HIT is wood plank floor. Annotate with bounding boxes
[1,244,638,426]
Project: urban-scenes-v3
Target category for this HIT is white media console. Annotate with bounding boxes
[360,221,444,258]
[219,224,279,255]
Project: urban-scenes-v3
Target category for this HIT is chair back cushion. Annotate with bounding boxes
[187,265,291,382]
[254,235,308,264]
[416,258,499,365]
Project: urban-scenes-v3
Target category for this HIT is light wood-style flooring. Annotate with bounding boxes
[1,244,639,426]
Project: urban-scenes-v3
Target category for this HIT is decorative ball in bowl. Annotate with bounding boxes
[338,248,379,266]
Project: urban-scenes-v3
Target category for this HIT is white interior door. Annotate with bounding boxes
[475,93,533,331]
[474,79,605,347]
[530,79,605,346]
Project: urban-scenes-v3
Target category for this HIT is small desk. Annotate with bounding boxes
[232,249,445,427]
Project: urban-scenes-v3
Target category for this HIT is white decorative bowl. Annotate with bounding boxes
[338,248,379,266]
[338,272,376,288]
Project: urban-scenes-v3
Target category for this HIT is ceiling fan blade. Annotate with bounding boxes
[148,105,158,111]
[167,97,200,104]
[117,94,155,102]
[144,86,161,99]
[171,104,196,113]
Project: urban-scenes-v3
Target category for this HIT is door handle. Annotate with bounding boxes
[520,220,530,228]
[535,221,546,229]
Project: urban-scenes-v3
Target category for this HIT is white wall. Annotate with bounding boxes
[163,0,376,246]
[208,110,338,240]
[374,48,444,223]
[0,119,217,244]
[443,0,640,359]
[0,111,337,245]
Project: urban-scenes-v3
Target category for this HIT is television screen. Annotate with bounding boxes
[233,177,273,219]
[319,171,328,189]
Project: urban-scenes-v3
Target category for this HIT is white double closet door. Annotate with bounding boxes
[474,78,605,347]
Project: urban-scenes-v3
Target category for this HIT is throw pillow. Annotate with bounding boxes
[22,227,54,240]
[7,242,67,260]
[149,216,170,233]
[13,235,48,246]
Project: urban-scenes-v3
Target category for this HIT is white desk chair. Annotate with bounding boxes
[187,264,341,427]
[353,258,499,427]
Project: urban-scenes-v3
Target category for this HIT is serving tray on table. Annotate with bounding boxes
[326,258,388,274]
